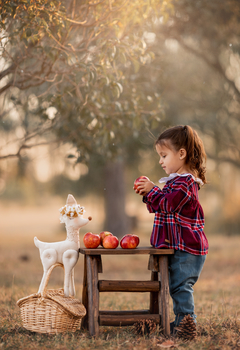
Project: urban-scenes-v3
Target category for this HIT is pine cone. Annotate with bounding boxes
[134,319,157,336]
[175,314,197,340]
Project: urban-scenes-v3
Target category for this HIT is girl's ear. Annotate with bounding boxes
[179,148,187,160]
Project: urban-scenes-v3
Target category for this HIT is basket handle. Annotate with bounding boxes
[41,263,64,297]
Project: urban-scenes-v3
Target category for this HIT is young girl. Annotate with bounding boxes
[135,125,208,331]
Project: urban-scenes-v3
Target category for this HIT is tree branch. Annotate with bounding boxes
[171,34,240,101]
[0,63,16,81]
[0,140,59,160]
[208,153,240,168]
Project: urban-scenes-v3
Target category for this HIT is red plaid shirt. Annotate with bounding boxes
[143,174,208,255]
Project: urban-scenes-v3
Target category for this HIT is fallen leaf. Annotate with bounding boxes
[157,340,177,348]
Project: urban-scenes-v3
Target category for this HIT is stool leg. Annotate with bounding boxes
[150,271,159,314]
[82,255,88,329]
[86,255,99,337]
[159,256,170,336]
[92,256,99,336]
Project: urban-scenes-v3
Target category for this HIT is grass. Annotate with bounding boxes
[1,213,240,349]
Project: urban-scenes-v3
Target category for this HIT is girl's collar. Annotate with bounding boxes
[158,173,204,186]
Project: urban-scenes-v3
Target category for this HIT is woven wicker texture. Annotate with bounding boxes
[17,263,86,334]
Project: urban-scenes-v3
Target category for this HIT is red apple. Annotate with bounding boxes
[102,235,119,249]
[134,176,149,190]
[99,231,113,246]
[83,232,100,249]
[120,234,140,249]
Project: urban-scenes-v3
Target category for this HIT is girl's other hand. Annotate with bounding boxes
[133,178,155,196]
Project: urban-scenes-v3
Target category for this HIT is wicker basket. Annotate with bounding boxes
[17,263,86,334]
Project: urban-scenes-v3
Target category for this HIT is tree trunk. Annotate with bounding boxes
[103,160,130,238]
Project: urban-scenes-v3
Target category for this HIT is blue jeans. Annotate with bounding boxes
[168,250,206,326]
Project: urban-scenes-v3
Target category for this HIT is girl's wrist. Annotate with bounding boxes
[141,184,155,196]
[146,182,155,192]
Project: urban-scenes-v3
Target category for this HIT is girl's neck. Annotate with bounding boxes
[175,164,192,176]
[176,168,198,179]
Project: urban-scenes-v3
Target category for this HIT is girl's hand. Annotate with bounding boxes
[134,178,155,196]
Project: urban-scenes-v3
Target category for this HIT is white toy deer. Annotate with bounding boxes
[34,194,92,297]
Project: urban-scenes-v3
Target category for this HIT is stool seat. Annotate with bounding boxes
[80,247,174,255]
[80,246,174,337]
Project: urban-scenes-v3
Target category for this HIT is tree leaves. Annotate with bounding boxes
[0,0,172,161]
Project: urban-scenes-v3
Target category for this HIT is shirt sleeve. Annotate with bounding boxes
[143,178,192,213]
[142,186,164,213]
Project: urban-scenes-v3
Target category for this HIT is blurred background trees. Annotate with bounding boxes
[0,0,170,235]
[1,0,240,236]
[145,0,240,233]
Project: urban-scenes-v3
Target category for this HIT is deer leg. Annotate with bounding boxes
[63,249,79,297]
[38,249,57,293]
[69,268,75,297]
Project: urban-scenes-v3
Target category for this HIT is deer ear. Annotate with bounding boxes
[66,194,77,205]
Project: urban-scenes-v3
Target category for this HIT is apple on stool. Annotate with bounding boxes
[99,231,113,246]
[83,232,101,249]
[120,234,140,249]
[102,235,119,249]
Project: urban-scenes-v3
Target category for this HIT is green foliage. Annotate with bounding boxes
[147,0,240,166]
[0,0,173,161]
[2,0,240,166]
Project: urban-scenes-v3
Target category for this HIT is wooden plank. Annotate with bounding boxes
[86,255,100,336]
[98,280,160,292]
[99,310,150,316]
[96,255,103,273]
[81,255,88,329]
[148,255,159,272]
[159,256,170,336]
[86,255,94,336]
[80,247,174,256]
[92,256,99,337]
[150,271,160,314]
[99,314,160,326]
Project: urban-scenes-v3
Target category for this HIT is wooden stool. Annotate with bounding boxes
[80,247,174,337]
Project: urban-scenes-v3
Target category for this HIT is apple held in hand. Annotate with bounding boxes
[134,176,149,190]
[83,232,101,249]
[102,235,119,249]
[120,234,140,249]
[99,231,113,246]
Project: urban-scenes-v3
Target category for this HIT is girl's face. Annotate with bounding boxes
[156,141,190,175]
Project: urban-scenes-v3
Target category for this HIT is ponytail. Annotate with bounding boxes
[156,125,207,184]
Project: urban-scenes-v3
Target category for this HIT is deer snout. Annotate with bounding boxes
[88,216,92,221]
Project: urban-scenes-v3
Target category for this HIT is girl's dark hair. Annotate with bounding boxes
[156,125,207,184]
